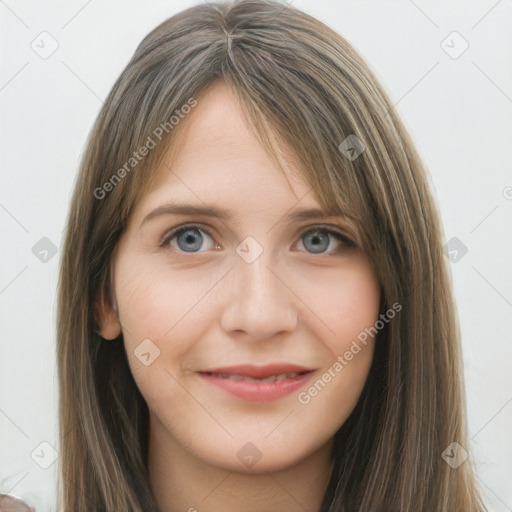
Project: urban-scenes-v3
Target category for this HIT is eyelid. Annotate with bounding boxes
[299,223,356,245]
[159,222,214,247]
[159,222,357,250]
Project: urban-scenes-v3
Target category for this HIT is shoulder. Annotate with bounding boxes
[0,494,35,512]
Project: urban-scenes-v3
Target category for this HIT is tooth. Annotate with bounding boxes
[227,375,244,381]
[217,372,304,382]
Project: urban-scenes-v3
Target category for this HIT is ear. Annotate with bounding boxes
[94,285,122,340]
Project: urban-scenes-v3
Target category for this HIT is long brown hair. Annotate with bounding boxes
[56,1,486,510]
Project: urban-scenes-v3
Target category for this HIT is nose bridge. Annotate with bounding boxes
[220,244,298,339]
[240,251,278,306]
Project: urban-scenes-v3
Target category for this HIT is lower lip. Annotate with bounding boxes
[198,372,314,402]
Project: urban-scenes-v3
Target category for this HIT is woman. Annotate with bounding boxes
[56,0,486,510]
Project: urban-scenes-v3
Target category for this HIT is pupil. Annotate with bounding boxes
[178,229,202,251]
[306,230,328,253]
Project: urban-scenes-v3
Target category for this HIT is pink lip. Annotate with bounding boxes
[202,363,313,378]
[198,364,315,402]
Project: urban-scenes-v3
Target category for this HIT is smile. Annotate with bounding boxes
[197,364,316,402]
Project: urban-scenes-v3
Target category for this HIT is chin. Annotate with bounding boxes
[199,436,323,475]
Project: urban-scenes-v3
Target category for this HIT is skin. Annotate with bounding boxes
[98,81,381,512]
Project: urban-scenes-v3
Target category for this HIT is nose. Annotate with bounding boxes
[220,252,299,341]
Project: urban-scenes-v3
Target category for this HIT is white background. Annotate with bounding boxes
[1,1,511,510]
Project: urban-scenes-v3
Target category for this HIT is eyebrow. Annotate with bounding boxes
[139,203,347,228]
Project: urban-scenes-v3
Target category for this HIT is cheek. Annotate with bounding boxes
[303,259,381,354]
[113,256,222,385]
[113,260,197,416]
[295,260,380,412]
[114,256,207,341]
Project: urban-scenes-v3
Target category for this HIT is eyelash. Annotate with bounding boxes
[159,223,356,254]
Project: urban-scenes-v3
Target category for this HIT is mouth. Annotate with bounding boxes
[202,371,309,382]
[197,364,316,402]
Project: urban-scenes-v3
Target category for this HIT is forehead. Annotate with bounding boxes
[135,82,317,215]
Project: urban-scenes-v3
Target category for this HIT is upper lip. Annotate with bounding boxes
[198,363,315,379]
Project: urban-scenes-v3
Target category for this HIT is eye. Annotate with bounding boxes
[160,224,217,253]
[296,227,356,254]
[160,224,356,255]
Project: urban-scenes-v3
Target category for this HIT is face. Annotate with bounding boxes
[99,82,381,474]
